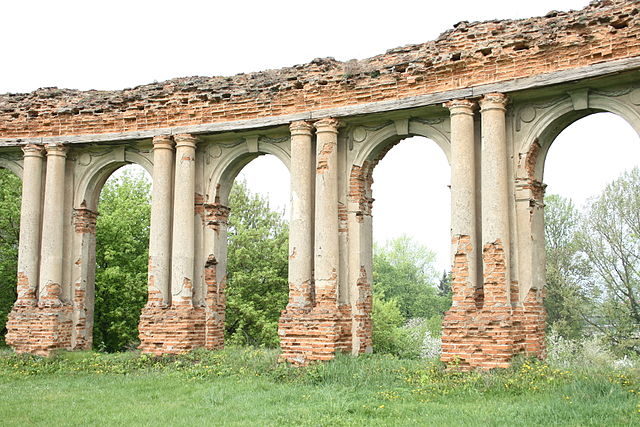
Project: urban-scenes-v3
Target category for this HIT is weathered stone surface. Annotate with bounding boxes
[3,0,640,368]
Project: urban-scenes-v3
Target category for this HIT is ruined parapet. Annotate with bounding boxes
[1,1,638,141]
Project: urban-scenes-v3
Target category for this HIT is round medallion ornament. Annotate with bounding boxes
[519,106,536,123]
[352,127,367,143]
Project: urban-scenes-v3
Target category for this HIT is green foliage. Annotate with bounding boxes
[543,194,592,339]
[0,169,21,344]
[93,168,151,352]
[225,180,288,347]
[373,236,450,320]
[371,236,449,357]
[577,167,640,355]
[544,168,640,356]
[371,296,419,358]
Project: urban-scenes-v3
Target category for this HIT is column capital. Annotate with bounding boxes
[22,144,45,158]
[152,135,175,150]
[44,143,68,157]
[174,134,198,148]
[290,121,313,136]
[444,99,478,116]
[314,118,341,134]
[479,93,509,112]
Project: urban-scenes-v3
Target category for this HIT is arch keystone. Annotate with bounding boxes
[568,88,590,110]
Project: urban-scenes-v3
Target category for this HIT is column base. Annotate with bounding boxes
[6,305,73,356]
[138,305,223,355]
[441,293,546,370]
[278,305,352,365]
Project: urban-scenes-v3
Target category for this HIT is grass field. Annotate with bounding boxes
[0,347,638,426]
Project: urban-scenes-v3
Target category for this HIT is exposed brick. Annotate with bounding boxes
[5,306,73,355]
[2,1,636,141]
[278,305,353,365]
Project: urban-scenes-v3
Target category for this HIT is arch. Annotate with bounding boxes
[207,141,290,205]
[518,94,640,183]
[74,150,153,210]
[0,158,23,180]
[352,119,451,169]
[71,158,153,351]
[513,91,640,353]
[345,119,452,355]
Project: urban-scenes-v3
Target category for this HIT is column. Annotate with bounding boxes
[148,135,175,306]
[15,144,44,306]
[39,143,67,306]
[479,93,511,306]
[446,99,479,308]
[171,134,197,307]
[288,121,315,310]
[314,118,340,307]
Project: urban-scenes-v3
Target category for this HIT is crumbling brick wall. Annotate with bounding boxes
[138,202,231,355]
[4,0,636,366]
[1,1,637,141]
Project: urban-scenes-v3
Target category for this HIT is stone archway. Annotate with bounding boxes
[201,137,291,351]
[344,117,452,354]
[0,163,22,345]
[510,89,640,361]
[2,0,640,368]
[70,154,153,351]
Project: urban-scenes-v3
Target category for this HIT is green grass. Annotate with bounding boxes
[0,348,638,426]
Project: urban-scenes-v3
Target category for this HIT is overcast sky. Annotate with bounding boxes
[4,0,638,272]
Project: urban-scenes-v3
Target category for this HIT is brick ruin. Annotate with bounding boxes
[1,0,640,368]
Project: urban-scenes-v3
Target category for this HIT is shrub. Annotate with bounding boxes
[404,317,442,360]
[546,327,637,370]
[371,296,419,358]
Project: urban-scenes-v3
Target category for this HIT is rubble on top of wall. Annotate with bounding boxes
[0,0,638,139]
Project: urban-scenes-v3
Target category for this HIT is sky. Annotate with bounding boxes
[4,0,639,272]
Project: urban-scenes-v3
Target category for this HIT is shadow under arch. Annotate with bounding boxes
[71,155,152,351]
[74,150,153,211]
[207,142,290,206]
[200,141,290,350]
[0,158,23,180]
[519,94,640,183]
[352,119,451,170]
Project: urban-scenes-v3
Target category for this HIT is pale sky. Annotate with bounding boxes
[5,0,638,272]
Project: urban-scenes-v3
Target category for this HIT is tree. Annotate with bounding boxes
[0,169,21,345]
[544,194,592,339]
[225,180,289,347]
[371,295,418,358]
[93,168,151,351]
[437,270,452,299]
[373,236,450,320]
[577,168,640,355]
